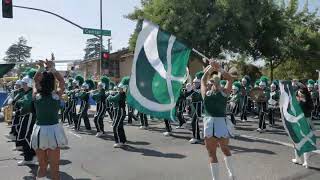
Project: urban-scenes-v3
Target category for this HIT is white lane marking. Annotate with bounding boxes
[238,134,320,154]
[68,131,81,138]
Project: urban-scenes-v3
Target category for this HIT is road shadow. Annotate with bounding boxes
[170,134,192,141]
[235,126,258,131]
[229,145,276,155]
[122,145,186,159]
[235,136,282,146]
[126,140,150,146]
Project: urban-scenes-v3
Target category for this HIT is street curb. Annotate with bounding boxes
[238,134,320,154]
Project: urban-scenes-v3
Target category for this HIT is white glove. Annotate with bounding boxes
[186,83,192,92]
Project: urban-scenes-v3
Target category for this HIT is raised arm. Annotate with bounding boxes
[201,65,213,98]
[209,61,233,95]
[46,60,65,97]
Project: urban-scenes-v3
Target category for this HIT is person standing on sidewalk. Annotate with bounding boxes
[201,61,236,180]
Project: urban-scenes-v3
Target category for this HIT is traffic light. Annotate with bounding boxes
[2,0,13,18]
[102,51,110,61]
[101,51,110,69]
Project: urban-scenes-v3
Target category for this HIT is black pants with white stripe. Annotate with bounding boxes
[127,106,138,124]
[75,107,91,131]
[240,96,248,121]
[177,111,186,127]
[67,101,76,125]
[258,102,267,129]
[139,113,148,127]
[191,102,201,140]
[113,108,127,144]
[164,119,172,132]
[94,103,106,133]
[62,102,70,123]
[10,110,21,136]
[16,113,36,161]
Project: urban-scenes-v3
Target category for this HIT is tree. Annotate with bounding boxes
[272,59,320,80]
[84,38,105,60]
[127,0,320,81]
[4,37,32,62]
[127,0,286,58]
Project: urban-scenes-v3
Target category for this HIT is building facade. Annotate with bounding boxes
[69,48,205,83]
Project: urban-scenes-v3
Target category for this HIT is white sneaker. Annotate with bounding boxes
[113,143,123,148]
[302,162,309,169]
[5,134,15,140]
[163,132,172,136]
[13,146,23,151]
[259,129,266,133]
[292,158,302,165]
[175,126,184,129]
[139,126,148,129]
[256,128,261,132]
[189,138,200,144]
[17,159,36,166]
[95,132,103,137]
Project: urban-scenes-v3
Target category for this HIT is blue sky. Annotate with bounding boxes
[0,0,319,69]
[0,0,141,64]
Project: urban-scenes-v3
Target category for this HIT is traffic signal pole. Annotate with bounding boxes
[100,0,103,78]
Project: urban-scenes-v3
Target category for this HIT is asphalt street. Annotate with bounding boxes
[0,113,319,180]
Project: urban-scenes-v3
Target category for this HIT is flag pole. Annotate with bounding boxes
[192,48,210,62]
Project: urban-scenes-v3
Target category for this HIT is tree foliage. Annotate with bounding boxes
[127,0,320,80]
[272,59,320,80]
[4,37,32,63]
[84,38,105,60]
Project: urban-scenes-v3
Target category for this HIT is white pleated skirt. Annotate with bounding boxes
[31,123,68,150]
[203,116,234,138]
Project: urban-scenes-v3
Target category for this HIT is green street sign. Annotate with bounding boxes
[83,28,111,36]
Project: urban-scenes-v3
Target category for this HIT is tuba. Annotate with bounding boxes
[249,87,266,102]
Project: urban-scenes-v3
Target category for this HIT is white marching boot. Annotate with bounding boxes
[292,150,302,165]
[209,163,219,180]
[224,156,236,180]
[302,153,310,168]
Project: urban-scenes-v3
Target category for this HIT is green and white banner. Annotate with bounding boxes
[279,81,317,156]
[127,20,191,120]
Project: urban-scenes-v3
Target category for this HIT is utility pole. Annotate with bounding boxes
[99,0,103,78]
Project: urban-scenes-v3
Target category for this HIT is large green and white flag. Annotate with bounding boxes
[127,20,191,120]
[279,81,317,156]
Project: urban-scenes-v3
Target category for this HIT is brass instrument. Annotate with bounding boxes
[61,94,69,102]
[3,105,13,124]
[249,87,266,102]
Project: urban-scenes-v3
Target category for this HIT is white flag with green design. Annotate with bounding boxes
[279,81,317,156]
[127,20,191,120]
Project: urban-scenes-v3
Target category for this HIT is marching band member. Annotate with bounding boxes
[185,71,204,144]
[74,79,94,131]
[240,75,251,121]
[31,60,68,180]
[7,80,24,140]
[92,77,108,137]
[268,81,280,127]
[175,87,187,129]
[61,78,73,124]
[307,79,319,120]
[139,112,149,129]
[16,69,37,166]
[67,76,84,128]
[292,84,314,168]
[108,77,129,148]
[201,61,236,180]
[228,81,241,125]
[256,76,270,133]
[163,119,173,136]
